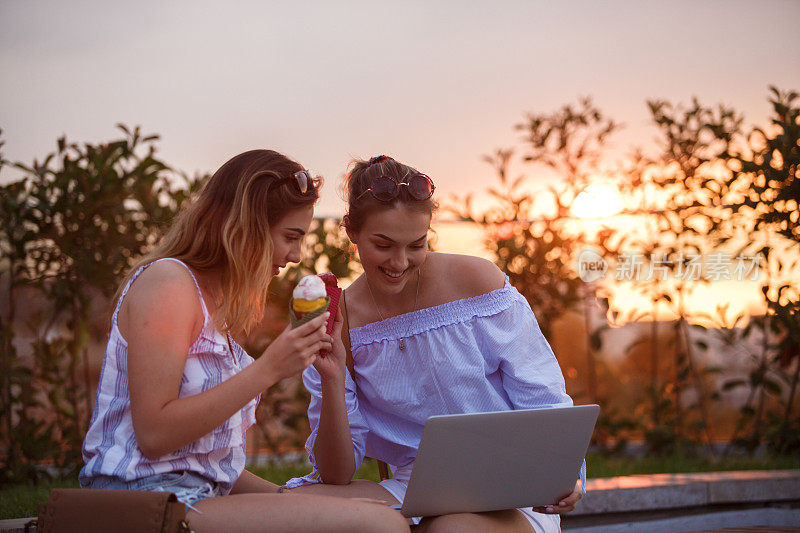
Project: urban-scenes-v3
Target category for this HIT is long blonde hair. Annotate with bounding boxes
[114,150,319,334]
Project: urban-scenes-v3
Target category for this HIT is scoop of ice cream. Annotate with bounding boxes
[292,297,328,313]
[292,274,327,301]
[288,273,340,360]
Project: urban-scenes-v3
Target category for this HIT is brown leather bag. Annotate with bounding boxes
[341,293,391,482]
[34,489,193,533]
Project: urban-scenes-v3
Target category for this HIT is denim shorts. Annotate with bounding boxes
[85,471,221,512]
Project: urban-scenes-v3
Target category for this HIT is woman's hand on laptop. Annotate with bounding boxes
[533,479,583,514]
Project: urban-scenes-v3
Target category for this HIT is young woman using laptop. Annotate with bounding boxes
[285,155,584,532]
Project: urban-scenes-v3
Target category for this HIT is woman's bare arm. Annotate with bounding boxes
[124,263,329,459]
[310,307,357,483]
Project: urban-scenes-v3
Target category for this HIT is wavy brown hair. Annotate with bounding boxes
[114,149,319,334]
[342,155,438,235]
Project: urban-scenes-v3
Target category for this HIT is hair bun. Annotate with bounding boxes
[368,155,392,166]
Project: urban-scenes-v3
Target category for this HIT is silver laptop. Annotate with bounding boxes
[396,404,599,518]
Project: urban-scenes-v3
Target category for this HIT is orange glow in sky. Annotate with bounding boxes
[571,184,624,219]
[1,2,799,218]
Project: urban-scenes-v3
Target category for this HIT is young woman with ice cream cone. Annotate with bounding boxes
[79,150,409,532]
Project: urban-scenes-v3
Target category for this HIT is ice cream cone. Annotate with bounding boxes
[289,274,341,358]
[289,275,329,327]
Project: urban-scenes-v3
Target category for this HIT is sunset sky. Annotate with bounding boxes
[2,0,799,218]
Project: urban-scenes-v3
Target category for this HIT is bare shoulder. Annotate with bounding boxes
[127,260,198,300]
[427,253,505,299]
[121,260,204,330]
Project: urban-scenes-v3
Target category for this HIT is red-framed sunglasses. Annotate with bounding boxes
[356,173,435,202]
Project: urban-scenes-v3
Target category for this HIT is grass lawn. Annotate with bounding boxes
[585,453,800,479]
[0,478,80,521]
[2,454,798,520]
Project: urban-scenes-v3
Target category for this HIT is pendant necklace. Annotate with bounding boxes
[366,268,421,351]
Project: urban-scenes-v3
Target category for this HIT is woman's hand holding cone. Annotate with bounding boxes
[313,304,347,384]
[260,312,330,382]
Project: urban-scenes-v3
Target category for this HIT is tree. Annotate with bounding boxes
[622,97,742,453]
[720,87,800,454]
[451,97,626,454]
[0,125,202,483]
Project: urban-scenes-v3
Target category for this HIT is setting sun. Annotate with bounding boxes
[571,184,624,219]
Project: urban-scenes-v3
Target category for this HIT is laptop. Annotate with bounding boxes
[395,404,599,518]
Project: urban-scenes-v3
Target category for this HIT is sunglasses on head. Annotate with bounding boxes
[356,173,435,202]
[289,170,320,194]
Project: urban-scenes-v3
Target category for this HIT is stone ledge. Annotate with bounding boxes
[4,470,799,532]
[571,470,800,515]
[0,518,34,533]
[564,507,800,533]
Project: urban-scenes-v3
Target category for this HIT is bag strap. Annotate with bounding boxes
[341,291,355,382]
[340,291,390,482]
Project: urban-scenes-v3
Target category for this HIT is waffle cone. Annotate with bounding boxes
[289,296,330,329]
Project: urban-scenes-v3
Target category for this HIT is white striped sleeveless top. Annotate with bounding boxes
[79,258,259,495]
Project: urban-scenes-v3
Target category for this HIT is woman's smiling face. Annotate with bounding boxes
[351,205,431,295]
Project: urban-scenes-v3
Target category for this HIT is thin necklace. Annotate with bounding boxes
[366,268,421,351]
